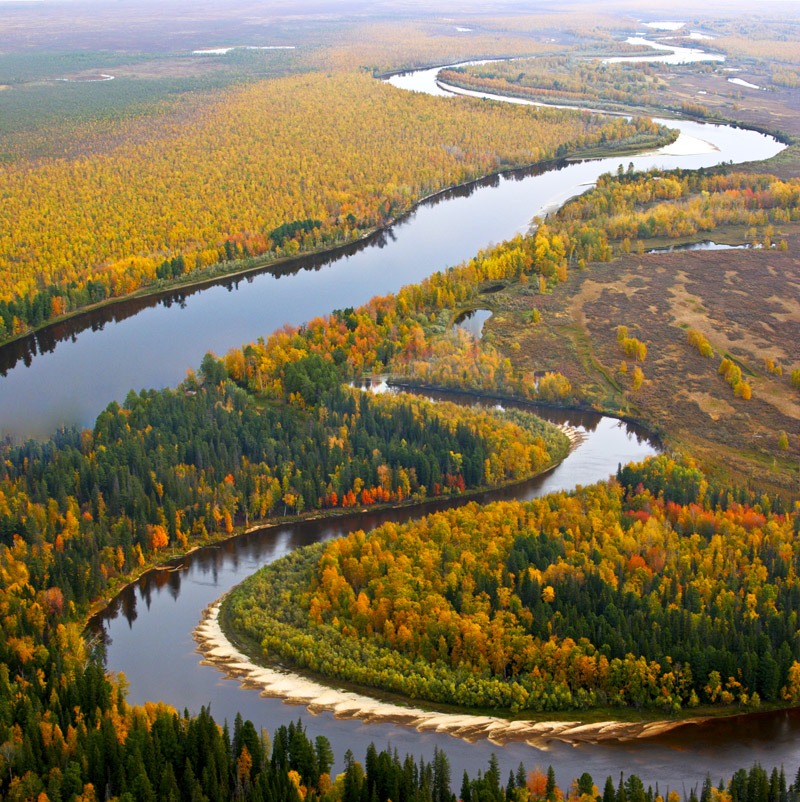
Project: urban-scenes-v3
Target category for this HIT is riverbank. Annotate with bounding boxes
[195,597,705,748]
[87,414,581,622]
[481,219,800,498]
[435,59,796,176]
[0,83,781,442]
[197,441,799,744]
[389,381,659,442]
[184,418,674,746]
[0,126,672,357]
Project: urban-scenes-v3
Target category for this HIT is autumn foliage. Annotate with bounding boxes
[441,58,673,113]
[549,170,800,269]
[0,72,660,341]
[222,231,576,406]
[227,456,799,713]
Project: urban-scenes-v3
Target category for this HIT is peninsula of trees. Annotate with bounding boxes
[225,456,798,714]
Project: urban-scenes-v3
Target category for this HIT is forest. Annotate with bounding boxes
[440,59,676,115]
[225,456,798,714]
[0,71,671,343]
[0,354,568,602]
[549,170,800,258]
[1,149,797,802]
[0,334,569,798]
[1,0,799,799]
[217,240,582,406]
[215,167,799,419]
[3,701,798,802]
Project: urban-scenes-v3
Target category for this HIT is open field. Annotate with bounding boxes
[486,228,800,495]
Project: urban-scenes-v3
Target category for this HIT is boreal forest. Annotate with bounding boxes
[0,0,799,800]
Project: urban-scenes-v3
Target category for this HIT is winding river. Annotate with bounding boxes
[91,405,800,790]
[93,410,672,788]
[0,48,783,440]
[30,44,800,790]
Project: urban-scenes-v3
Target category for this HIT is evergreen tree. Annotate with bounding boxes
[547,766,558,802]
[462,770,473,802]
[578,772,595,798]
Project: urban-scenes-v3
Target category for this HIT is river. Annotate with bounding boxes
[0,47,783,440]
[91,404,800,790]
[44,47,800,790]
[93,409,669,788]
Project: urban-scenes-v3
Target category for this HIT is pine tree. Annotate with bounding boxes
[547,767,558,802]
[433,747,452,802]
[578,772,595,798]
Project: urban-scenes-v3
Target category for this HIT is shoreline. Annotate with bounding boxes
[186,421,690,751]
[0,127,674,360]
[193,598,706,748]
[87,412,581,622]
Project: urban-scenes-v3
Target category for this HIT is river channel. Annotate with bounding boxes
[34,46,800,790]
[91,402,800,790]
[0,51,783,439]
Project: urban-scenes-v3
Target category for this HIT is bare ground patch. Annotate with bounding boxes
[683,390,736,421]
[489,225,800,494]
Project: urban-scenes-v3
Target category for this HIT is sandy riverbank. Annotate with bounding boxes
[557,423,585,449]
[191,420,702,750]
[193,600,705,748]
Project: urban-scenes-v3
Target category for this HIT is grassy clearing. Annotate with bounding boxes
[485,224,800,497]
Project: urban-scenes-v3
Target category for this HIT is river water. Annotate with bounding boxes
[32,46,800,790]
[91,403,800,790]
[0,50,783,440]
[93,409,671,788]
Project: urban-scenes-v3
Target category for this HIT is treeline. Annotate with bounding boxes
[217,168,800,416]
[0,349,571,799]
[221,243,578,405]
[0,70,666,342]
[551,169,800,263]
[316,19,558,76]
[440,58,673,113]
[6,691,799,802]
[226,456,798,713]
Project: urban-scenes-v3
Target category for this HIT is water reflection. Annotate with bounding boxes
[69,52,799,791]
[0,159,568,383]
[646,240,759,254]
[453,308,492,339]
[0,120,782,440]
[90,405,800,787]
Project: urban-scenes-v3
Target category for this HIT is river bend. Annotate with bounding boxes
[77,52,796,789]
[0,52,783,439]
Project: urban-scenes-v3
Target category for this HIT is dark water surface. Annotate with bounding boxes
[453,308,492,339]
